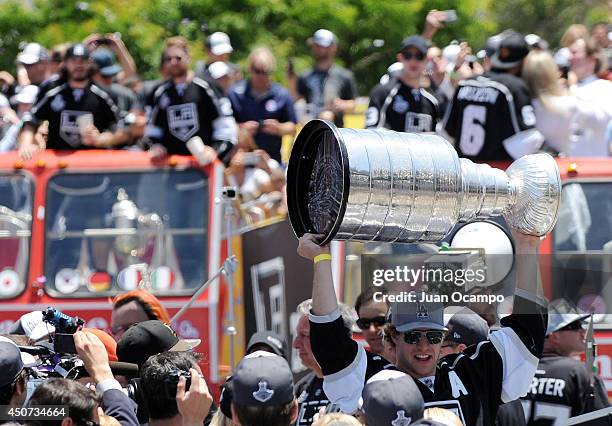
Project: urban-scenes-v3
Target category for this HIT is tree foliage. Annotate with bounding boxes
[0,0,606,94]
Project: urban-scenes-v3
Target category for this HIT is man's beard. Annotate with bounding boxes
[70,73,88,82]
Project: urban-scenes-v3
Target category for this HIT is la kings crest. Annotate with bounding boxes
[167,103,199,141]
[60,110,91,147]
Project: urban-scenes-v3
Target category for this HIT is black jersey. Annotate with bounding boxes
[521,353,610,425]
[309,296,547,426]
[23,81,121,150]
[295,372,328,426]
[442,71,535,161]
[365,79,438,132]
[145,77,236,159]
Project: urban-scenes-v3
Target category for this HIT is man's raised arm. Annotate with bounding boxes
[297,233,337,316]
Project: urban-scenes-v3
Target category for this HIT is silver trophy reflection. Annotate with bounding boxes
[287,120,561,245]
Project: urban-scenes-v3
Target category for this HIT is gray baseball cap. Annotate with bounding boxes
[232,351,294,406]
[546,300,590,336]
[361,370,424,426]
[390,297,447,333]
[445,307,489,345]
[0,341,24,387]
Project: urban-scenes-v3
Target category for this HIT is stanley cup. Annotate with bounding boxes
[287,120,561,245]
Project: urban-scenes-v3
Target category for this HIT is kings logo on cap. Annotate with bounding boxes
[253,380,274,403]
[416,303,429,319]
[391,411,411,426]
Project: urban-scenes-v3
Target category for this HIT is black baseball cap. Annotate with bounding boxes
[0,341,24,387]
[65,44,90,60]
[91,48,122,77]
[444,307,489,346]
[490,31,529,69]
[116,320,201,366]
[232,351,294,406]
[399,35,430,55]
[246,330,287,359]
[361,370,424,426]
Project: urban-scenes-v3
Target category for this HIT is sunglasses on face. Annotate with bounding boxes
[110,322,138,336]
[400,51,425,61]
[356,316,387,330]
[559,321,585,332]
[163,55,184,63]
[403,330,445,345]
[251,67,271,75]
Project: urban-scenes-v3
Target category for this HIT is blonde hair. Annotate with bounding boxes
[424,407,464,426]
[560,24,589,48]
[522,50,565,98]
[248,47,277,72]
[522,50,569,114]
[164,36,190,55]
[312,413,362,426]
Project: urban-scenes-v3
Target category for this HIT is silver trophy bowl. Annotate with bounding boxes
[287,120,561,245]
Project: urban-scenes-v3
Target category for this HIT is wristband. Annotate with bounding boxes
[313,253,332,264]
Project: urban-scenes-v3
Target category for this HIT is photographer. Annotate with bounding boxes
[25,379,101,426]
[140,351,214,426]
[0,338,28,408]
[74,331,139,426]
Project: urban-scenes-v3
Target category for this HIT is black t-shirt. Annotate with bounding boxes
[297,64,357,127]
[145,77,236,158]
[521,353,610,425]
[442,70,535,161]
[365,79,438,132]
[295,372,329,426]
[23,81,121,150]
[496,399,528,426]
[309,296,547,426]
[96,82,141,115]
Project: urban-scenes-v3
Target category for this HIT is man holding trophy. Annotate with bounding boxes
[288,120,559,425]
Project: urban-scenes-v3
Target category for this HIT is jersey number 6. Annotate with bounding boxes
[459,105,486,156]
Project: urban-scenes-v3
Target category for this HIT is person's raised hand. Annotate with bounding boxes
[297,233,330,260]
[74,331,113,383]
[176,368,213,426]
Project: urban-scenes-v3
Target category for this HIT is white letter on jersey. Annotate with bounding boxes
[365,106,379,127]
[521,105,536,127]
[448,371,468,398]
[459,105,486,156]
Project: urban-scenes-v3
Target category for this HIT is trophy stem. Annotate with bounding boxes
[458,159,515,223]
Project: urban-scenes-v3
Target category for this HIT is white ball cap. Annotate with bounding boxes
[207,32,233,56]
[208,61,231,80]
[308,29,337,47]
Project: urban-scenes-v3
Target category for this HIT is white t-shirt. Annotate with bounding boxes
[533,93,611,157]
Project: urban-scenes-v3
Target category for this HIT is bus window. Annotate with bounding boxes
[0,173,32,298]
[44,169,209,297]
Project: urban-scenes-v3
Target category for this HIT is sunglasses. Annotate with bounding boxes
[251,67,271,75]
[403,330,445,345]
[400,51,425,61]
[356,316,387,330]
[110,322,139,336]
[163,55,184,63]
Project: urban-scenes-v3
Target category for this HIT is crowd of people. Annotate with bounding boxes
[1,11,612,426]
[1,228,609,426]
[0,14,610,222]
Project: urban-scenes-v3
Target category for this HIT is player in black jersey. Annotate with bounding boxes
[297,231,547,426]
[144,37,237,163]
[18,44,127,159]
[443,31,544,161]
[521,306,610,425]
[365,35,438,132]
[292,299,390,426]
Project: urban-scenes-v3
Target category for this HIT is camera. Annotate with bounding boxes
[222,186,238,199]
[164,369,192,399]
